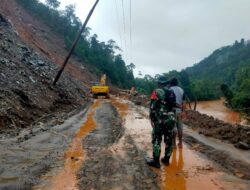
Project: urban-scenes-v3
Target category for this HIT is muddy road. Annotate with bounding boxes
[1,98,250,190]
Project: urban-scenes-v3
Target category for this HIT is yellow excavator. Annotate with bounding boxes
[91,74,109,98]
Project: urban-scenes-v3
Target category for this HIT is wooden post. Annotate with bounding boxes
[53,0,100,85]
[194,97,197,111]
[185,96,192,110]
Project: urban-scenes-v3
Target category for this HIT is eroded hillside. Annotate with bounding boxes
[0,13,88,136]
[0,0,96,85]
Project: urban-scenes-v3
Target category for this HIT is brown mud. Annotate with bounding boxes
[184,133,250,180]
[77,100,158,189]
[122,102,250,190]
[0,102,91,189]
[183,110,250,150]
[193,100,241,124]
[1,98,250,189]
[33,100,101,190]
[32,99,158,190]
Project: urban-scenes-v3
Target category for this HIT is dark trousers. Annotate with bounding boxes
[151,115,175,159]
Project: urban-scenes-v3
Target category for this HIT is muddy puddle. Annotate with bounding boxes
[34,100,101,190]
[193,99,241,124]
[114,99,250,190]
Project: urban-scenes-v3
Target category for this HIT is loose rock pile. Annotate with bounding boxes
[0,14,88,136]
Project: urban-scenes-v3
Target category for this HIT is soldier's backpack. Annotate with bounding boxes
[163,87,176,112]
[150,88,176,122]
[151,88,176,112]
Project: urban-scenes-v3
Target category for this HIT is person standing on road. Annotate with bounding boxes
[170,78,185,148]
[147,76,176,168]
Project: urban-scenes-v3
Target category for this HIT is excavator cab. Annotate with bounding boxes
[91,74,110,98]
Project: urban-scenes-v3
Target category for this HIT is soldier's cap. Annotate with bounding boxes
[157,76,169,84]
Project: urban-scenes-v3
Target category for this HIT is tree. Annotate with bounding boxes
[45,0,60,9]
[134,74,156,95]
[64,4,76,23]
[240,38,245,45]
[17,0,135,90]
[220,84,234,106]
[144,74,153,81]
[126,63,135,72]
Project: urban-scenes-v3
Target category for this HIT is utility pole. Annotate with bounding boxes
[53,0,100,85]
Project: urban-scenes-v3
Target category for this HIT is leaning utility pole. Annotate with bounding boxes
[53,0,100,85]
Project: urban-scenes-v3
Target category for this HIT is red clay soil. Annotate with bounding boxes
[0,0,97,86]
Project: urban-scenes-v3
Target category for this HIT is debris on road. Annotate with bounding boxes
[183,110,250,150]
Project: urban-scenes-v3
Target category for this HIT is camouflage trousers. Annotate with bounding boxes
[151,114,176,159]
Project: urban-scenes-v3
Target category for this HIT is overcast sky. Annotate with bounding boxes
[40,0,250,77]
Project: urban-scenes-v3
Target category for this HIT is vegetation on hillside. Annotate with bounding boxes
[135,40,250,115]
[186,39,250,114]
[15,0,250,115]
[17,0,135,88]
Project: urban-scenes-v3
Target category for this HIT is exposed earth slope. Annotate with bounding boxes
[0,0,96,85]
[0,13,87,135]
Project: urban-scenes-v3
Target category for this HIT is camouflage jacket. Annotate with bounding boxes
[149,87,176,123]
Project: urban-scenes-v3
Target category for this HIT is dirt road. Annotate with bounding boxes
[118,100,250,190]
[1,98,250,190]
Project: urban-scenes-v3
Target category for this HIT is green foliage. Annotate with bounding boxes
[220,84,234,106]
[45,0,60,9]
[185,39,250,113]
[17,0,135,89]
[135,40,250,116]
[15,0,250,114]
[232,66,250,113]
[135,75,156,95]
[163,70,194,99]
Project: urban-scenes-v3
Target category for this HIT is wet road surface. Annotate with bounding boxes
[34,100,101,190]
[39,98,250,189]
[0,102,91,189]
[2,98,249,189]
[117,100,250,190]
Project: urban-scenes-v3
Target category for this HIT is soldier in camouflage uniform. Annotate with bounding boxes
[147,76,176,168]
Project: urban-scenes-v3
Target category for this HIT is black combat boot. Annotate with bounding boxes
[147,157,160,168]
[161,156,170,165]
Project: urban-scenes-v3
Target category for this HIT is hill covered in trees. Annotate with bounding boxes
[17,0,135,88]
[135,39,250,115]
[185,39,250,98]
[14,0,250,114]
[186,39,250,113]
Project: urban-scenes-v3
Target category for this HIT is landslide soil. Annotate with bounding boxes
[183,110,250,149]
[0,0,96,85]
[0,6,94,136]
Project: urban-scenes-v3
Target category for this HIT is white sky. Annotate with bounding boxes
[40,0,250,77]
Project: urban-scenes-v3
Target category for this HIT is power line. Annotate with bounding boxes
[129,0,132,63]
[121,0,128,61]
[114,0,123,51]
[53,0,99,84]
